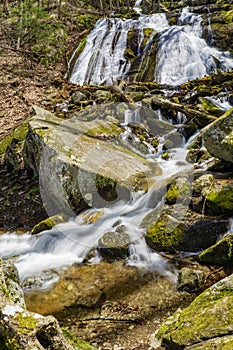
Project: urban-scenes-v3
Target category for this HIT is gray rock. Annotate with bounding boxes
[98,226,130,261]
[177,267,206,293]
[142,204,228,253]
[203,107,233,163]
[198,234,233,267]
[23,106,160,216]
[155,273,233,349]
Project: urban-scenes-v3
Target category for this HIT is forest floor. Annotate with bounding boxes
[0,51,67,229]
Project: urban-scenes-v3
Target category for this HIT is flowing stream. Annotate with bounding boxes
[1,2,233,290]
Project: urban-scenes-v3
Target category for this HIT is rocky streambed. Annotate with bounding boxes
[0,72,233,349]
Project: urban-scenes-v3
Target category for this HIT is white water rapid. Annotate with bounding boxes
[69,6,233,86]
[0,107,196,289]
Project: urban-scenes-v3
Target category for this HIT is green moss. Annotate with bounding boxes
[156,275,233,348]
[146,219,185,253]
[62,327,97,350]
[199,234,233,267]
[31,213,66,234]
[86,122,123,139]
[198,97,224,117]
[204,183,233,215]
[0,123,28,160]
[15,314,37,335]
[165,178,191,205]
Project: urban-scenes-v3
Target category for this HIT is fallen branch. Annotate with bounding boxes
[151,96,217,126]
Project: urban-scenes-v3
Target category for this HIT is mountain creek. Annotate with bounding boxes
[0,0,233,349]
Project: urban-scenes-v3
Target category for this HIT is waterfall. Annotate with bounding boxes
[69,14,169,85]
[69,7,233,86]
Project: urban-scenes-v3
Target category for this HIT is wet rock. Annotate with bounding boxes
[0,258,72,350]
[31,213,67,234]
[198,234,233,267]
[23,106,159,216]
[142,204,228,253]
[163,132,185,150]
[98,226,130,261]
[155,273,233,349]
[197,97,225,118]
[203,107,233,163]
[165,176,192,205]
[201,180,233,216]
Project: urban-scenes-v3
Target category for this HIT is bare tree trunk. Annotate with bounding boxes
[100,0,103,11]
[3,0,9,13]
[17,0,23,49]
[109,0,113,11]
[58,0,62,19]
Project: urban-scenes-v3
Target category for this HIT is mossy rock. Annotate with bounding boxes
[142,204,228,253]
[165,177,192,205]
[31,213,67,235]
[155,273,233,349]
[23,106,157,215]
[192,174,214,196]
[0,123,28,164]
[202,107,233,163]
[199,234,233,267]
[201,181,233,216]
[197,97,225,118]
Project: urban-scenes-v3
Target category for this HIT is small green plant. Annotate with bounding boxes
[10,0,67,65]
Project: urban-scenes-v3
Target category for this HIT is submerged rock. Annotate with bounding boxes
[155,273,233,349]
[142,204,228,253]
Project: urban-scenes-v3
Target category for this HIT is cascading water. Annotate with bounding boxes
[69,14,169,85]
[0,104,197,289]
[69,6,233,86]
[1,1,233,291]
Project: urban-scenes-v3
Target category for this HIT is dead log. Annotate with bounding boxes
[151,96,217,126]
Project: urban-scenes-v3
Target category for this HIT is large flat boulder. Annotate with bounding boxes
[23,106,160,216]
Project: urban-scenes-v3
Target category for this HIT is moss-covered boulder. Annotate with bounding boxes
[201,180,233,216]
[198,234,233,267]
[155,273,233,349]
[0,258,73,350]
[202,107,233,163]
[0,123,28,170]
[31,213,67,235]
[165,177,192,205]
[23,106,160,216]
[142,204,228,253]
